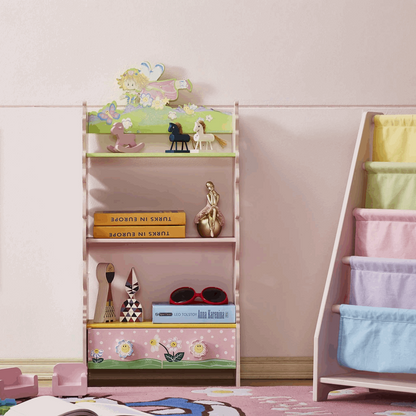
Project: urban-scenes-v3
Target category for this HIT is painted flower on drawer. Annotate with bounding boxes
[90,348,104,363]
[150,334,184,362]
[167,337,182,355]
[189,339,207,359]
[115,339,134,359]
[149,334,160,352]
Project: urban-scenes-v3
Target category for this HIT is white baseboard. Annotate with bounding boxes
[0,357,313,381]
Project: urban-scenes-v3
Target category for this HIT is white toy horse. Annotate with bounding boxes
[192,120,227,151]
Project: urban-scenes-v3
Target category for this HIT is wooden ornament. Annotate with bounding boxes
[192,119,227,152]
[94,263,116,323]
[166,123,191,153]
[107,122,145,153]
[120,267,143,322]
[194,181,225,238]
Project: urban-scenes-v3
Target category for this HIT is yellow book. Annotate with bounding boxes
[93,225,186,239]
[94,211,186,226]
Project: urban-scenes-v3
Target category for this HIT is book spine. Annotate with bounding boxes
[94,212,186,226]
[152,305,236,323]
[93,225,186,239]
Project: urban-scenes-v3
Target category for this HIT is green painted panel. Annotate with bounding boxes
[163,359,236,369]
[88,102,233,134]
[88,358,235,370]
[88,358,162,370]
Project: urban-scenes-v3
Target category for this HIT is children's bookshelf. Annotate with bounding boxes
[313,111,416,401]
[82,101,241,386]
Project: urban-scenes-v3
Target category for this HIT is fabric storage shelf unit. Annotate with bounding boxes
[354,208,416,259]
[313,112,416,401]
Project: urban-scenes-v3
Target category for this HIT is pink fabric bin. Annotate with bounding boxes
[354,208,416,259]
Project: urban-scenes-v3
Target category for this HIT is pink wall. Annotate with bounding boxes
[1,0,416,360]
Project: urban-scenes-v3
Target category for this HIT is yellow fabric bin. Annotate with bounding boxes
[373,115,416,162]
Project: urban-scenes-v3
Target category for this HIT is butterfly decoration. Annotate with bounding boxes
[98,102,121,125]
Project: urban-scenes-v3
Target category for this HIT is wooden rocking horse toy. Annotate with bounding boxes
[107,122,145,153]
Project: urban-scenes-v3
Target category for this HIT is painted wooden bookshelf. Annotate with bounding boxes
[82,102,241,386]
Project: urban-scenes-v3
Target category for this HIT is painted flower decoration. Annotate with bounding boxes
[206,115,213,122]
[90,348,103,360]
[189,339,207,359]
[115,339,134,359]
[191,387,252,397]
[152,97,167,110]
[167,337,182,354]
[90,348,104,363]
[150,334,160,352]
[168,111,177,120]
[121,118,133,130]
[140,93,153,107]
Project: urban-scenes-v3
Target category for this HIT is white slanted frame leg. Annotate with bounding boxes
[313,112,382,401]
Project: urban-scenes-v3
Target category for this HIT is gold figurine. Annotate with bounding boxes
[194,181,225,238]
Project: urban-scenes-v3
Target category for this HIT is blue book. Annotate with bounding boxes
[152,302,236,323]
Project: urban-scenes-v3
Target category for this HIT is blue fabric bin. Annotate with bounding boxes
[338,304,416,373]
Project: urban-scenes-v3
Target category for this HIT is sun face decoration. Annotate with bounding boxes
[115,339,134,359]
[189,339,207,359]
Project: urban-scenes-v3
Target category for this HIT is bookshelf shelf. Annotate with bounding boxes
[320,372,416,394]
[82,102,240,386]
[87,237,237,244]
[87,152,236,158]
[87,320,237,329]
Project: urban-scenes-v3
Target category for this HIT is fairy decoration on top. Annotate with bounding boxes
[117,62,193,108]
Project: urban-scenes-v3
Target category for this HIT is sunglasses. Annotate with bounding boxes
[170,287,228,305]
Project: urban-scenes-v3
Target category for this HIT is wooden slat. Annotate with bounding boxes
[87,152,236,158]
[87,321,236,328]
[321,372,416,394]
[87,237,236,244]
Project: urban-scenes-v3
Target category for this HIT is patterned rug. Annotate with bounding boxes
[12,385,416,415]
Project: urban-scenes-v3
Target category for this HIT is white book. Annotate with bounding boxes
[7,396,148,416]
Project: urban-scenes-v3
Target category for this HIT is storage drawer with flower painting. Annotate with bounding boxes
[87,324,236,370]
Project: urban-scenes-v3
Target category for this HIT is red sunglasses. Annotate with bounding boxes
[170,287,228,305]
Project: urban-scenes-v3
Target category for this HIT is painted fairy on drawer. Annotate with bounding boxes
[117,62,192,107]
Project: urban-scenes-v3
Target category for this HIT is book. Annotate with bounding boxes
[93,225,186,239]
[94,211,186,226]
[152,302,236,323]
[7,395,148,416]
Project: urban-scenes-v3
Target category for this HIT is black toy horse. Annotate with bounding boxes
[166,122,190,153]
